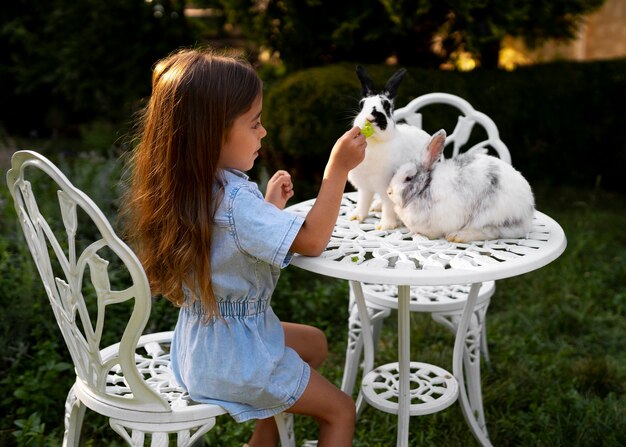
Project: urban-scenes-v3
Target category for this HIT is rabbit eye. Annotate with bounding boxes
[382,99,392,116]
[404,176,414,182]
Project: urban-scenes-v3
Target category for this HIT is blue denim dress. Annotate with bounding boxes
[171,169,309,422]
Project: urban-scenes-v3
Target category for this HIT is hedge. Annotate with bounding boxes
[262,59,626,199]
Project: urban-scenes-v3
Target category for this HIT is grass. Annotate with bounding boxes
[1,149,625,446]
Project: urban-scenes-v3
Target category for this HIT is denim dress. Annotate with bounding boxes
[171,169,309,422]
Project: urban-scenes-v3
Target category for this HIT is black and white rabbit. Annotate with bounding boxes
[387,130,535,242]
[348,65,430,230]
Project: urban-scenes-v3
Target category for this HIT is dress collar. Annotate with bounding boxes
[221,168,249,182]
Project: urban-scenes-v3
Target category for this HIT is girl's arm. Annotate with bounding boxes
[290,126,366,256]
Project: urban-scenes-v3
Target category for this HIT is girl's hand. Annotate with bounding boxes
[265,170,294,209]
[290,127,367,256]
[326,126,367,176]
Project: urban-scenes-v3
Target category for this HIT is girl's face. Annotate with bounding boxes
[218,95,267,171]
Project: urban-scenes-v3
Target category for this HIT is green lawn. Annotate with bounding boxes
[1,152,624,446]
[272,185,626,446]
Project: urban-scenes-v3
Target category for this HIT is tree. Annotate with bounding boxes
[0,0,190,136]
[443,0,606,68]
[204,0,606,70]
[205,0,404,68]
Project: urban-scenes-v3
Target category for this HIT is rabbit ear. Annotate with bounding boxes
[356,65,375,97]
[425,130,447,169]
[384,68,407,99]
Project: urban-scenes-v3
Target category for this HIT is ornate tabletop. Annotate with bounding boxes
[286,192,567,286]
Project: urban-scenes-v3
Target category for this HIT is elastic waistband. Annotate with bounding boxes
[217,299,270,317]
[186,297,270,317]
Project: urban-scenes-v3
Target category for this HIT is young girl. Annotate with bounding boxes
[124,48,366,447]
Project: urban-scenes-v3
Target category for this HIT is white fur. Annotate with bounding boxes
[348,95,430,229]
[388,130,535,242]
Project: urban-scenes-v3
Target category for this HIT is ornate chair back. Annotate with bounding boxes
[7,150,167,412]
[394,92,512,164]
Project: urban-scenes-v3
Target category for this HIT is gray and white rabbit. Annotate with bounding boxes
[348,65,431,230]
[387,130,535,242]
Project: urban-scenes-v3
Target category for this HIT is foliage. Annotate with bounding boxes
[0,0,607,141]
[2,143,625,445]
[207,0,606,69]
[262,64,361,199]
[262,59,626,197]
[207,0,406,68]
[437,0,606,68]
[0,0,190,139]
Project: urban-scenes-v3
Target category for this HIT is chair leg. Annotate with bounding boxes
[340,302,389,397]
[107,421,141,446]
[462,314,488,434]
[274,412,296,447]
[432,310,489,436]
[108,418,218,447]
[63,385,86,447]
[340,304,365,396]
[479,308,491,366]
[431,298,491,366]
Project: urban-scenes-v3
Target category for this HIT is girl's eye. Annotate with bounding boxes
[253,121,262,129]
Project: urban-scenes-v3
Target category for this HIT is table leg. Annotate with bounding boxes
[350,281,375,414]
[453,283,492,447]
[397,284,410,447]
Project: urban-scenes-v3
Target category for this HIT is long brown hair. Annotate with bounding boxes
[123,48,262,317]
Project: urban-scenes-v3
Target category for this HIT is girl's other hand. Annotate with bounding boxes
[265,170,294,209]
[326,126,367,176]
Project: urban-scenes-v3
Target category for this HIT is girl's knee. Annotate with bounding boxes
[311,327,328,359]
[340,392,356,422]
[303,326,328,368]
[284,322,328,368]
[324,391,356,425]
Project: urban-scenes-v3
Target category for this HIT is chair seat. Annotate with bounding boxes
[360,281,496,312]
[72,331,227,425]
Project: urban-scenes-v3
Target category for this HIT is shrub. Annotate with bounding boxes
[263,59,626,197]
[262,64,361,199]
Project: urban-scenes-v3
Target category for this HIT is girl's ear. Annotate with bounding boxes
[384,68,407,99]
[356,65,375,97]
[425,130,446,170]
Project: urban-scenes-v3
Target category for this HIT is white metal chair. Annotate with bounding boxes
[6,150,295,447]
[342,93,513,441]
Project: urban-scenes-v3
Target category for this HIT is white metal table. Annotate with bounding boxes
[285,192,567,447]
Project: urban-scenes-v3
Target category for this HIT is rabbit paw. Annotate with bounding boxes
[446,229,486,243]
[349,212,365,222]
[370,198,382,212]
[446,234,468,243]
[376,219,399,231]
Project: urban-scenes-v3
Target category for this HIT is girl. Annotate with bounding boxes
[124,48,366,447]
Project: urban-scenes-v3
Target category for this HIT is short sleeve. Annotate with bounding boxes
[230,185,305,268]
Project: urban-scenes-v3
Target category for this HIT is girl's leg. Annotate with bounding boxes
[285,323,355,446]
[282,322,328,369]
[248,323,354,447]
[288,368,356,447]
